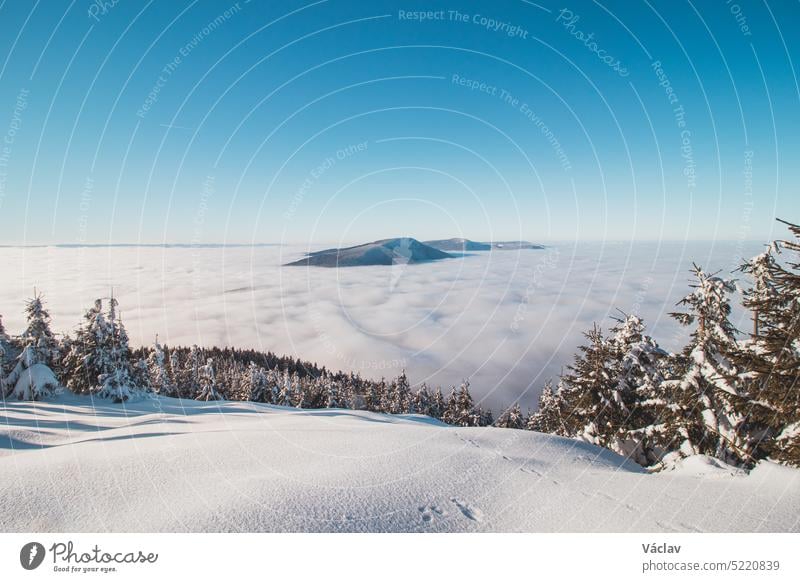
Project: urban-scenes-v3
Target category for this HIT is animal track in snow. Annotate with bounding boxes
[450,498,484,522]
[418,505,445,524]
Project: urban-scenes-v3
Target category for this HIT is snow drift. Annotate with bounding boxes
[1,395,798,533]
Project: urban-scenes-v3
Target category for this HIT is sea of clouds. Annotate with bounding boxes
[0,240,766,411]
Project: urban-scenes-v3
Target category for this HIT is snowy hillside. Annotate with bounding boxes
[1,395,798,533]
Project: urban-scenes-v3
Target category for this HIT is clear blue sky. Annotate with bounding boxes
[0,0,797,244]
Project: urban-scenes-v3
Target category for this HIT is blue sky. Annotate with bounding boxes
[0,0,797,244]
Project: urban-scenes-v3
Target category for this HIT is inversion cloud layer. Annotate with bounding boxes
[0,240,764,410]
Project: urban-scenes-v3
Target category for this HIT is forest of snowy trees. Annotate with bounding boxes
[1,221,798,470]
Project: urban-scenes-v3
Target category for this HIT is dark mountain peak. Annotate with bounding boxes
[286,238,453,267]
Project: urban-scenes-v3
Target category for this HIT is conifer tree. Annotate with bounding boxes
[182,345,203,398]
[0,351,6,399]
[606,314,669,464]
[443,381,477,426]
[663,265,749,465]
[196,358,222,401]
[132,357,151,391]
[0,315,10,398]
[266,368,282,404]
[393,372,412,413]
[410,385,431,415]
[527,380,569,435]
[63,300,106,394]
[363,381,379,412]
[340,375,358,409]
[442,386,459,425]
[2,294,62,400]
[246,362,271,403]
[738,220,800,465]
[95,297,139,402]
[20,293,59,369]
[290,371,305,408]
[4,345,60,400]
[374,378,388,413]
[276,368,293,406]
[429,386,446,420]
[0,314,12,366]
[325,377,340,408]
[148,339,175,396]
[495,403,525,429]
[169,349,182,397]
[558,325,617,445]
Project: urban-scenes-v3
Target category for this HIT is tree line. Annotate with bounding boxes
[1,220,798,469]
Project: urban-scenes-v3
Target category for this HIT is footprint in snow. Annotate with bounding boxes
[450,498,484,523]
[418,505,445,524]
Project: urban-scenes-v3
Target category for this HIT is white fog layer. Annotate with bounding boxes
[0,240,766,410]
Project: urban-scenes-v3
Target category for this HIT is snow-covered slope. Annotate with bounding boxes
[1,395,798,532]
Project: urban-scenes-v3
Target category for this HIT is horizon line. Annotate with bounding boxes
[0,238,773,249]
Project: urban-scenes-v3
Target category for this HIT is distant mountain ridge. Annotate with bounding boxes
[424,238,545,251]
[285,238,453,267]
[423,238,492,251]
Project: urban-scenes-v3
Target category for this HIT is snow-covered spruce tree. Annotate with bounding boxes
[265,367,282,404]
[3,294,62,401]
[0,315,11,398]
[147,339,175,396]
[20,293,59,369]
[662,264,750,465]
[225,361,247,401]
[95,298,141,402]
[495,403,525,429]
[442,387,458,425]
[395,372,411,413]
[374,378,388,412]
[195,358,222,401]
[380,379,393,412]
[429,386,446,420]
[132,357,151,391]
[410,384,431,415]
[384,372,411,414]
[606,314,670,465]
[246,362,271,403]
[558,324,618,446]
[738,220,800,465]
[63,299,107,394]
[168,349,182,397]
[0,352,7,399]
[290,371,305,408]
[363,379,384,412]
[458,382,478,426]
[4,345,60,401]
[443,381,478,427]
[526,380,569,435]
[325,377,340,408]
[340,375,358,409]
[276,368,293,407]
[63,297,144,402]
[0,314,13,366]
[182,345,203,399]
